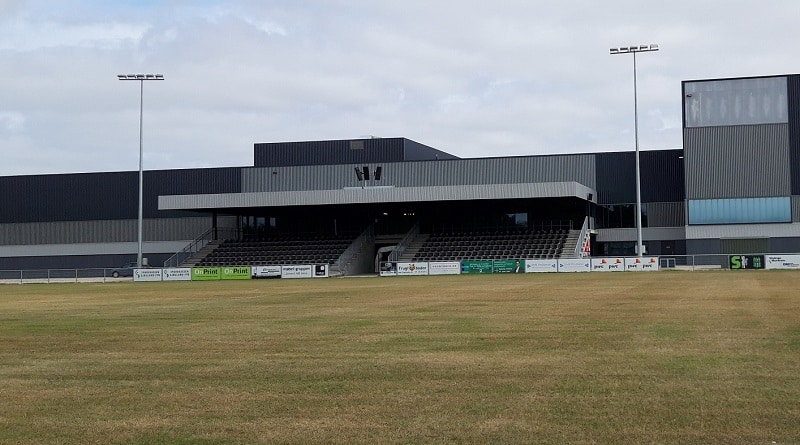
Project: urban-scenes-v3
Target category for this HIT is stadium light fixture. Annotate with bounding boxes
[117,73,165,268]
[610,44,658,257]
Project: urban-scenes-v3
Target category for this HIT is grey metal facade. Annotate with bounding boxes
[242,154,597,193]
[0,167,241,223]
[253,137,458,168]
[683,76,788,128]
[0,217,210,246]
[683,124,791,199]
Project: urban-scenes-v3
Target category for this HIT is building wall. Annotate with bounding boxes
[242,154,597,193]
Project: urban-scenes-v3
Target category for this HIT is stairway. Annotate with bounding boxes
[560,230,581,258]
[180,240,221,267]
[398,234,429,262]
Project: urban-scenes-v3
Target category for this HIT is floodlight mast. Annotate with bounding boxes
[609,44,658,257]
[117,73,165,269]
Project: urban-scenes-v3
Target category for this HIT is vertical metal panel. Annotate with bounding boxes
[0,168,239,223]
[242,154,596,193]
[647,202,685,227]
[0,217,211,246]
[792,196,800,222]
[254,138,406,167]
[720,238,769,254]
[594,150,683,204]
[788,75,800,195]
[684,124,790,199]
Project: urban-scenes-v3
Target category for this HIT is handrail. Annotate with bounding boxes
[163,227,239,268]
[573,216,590,258]
[388,221,420,262]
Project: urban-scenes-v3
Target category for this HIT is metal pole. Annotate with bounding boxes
[610,45,657,257]
[137,79,144,268]
[632,51,643,257]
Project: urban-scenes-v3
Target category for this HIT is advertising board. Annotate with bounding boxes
[313,264,329,278]
[192,267,221,281]
[493,259,525,273]
[729,255,765,270]
[379,262,397,276]
[428,262,461,275]
[252,266,282,279]
[162,268,191,281]
[133,268,163,282]
[525,259,558,273]
[624,257,660,272]
[558,259,591,273]
[281,265,314,279]
[460,260,493,274]
[765,254,800,270]
[397,262,429,276]
[221,266,252,280]
[591,258,625,272]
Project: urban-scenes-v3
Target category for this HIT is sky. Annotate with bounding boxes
[1,0,798,176]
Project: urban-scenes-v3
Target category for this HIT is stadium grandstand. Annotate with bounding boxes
[2,73,800,275]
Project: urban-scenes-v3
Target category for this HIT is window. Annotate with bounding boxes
[688,197,791,225]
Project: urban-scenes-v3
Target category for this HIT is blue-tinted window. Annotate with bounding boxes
[688,197,791,224]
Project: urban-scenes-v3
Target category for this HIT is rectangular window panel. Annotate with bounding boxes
[684,77,788,128]
[688,197,791,224]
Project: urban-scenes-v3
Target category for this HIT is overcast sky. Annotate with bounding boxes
[1,1,798,176]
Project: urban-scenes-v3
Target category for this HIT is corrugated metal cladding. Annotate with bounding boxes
[684,124,791,199]
[594,150,684,204]
[720,238,770,254]
[0,167,240,223]
[242,154,596,193]
[647,202,685,227]
[253,138,407,167]
[0,217,211,246]
[161,182,593,210]
[788,75,800,195]
[792,196,800,222]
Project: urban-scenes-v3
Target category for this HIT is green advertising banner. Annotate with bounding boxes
[192,267,221,281]
[460,260,493,274]
[221,266,252,280]
[493,259,525,274]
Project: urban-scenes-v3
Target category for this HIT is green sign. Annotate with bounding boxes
[729,255,765,270]
[221,266,252,280]
[192,267,221,281]
[460,260,493,274]
[493,259,525,274]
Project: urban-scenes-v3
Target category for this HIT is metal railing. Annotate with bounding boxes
[163,227,239,268]
[388,221,420,262]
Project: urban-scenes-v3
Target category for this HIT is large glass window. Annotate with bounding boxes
[688,197,791,225]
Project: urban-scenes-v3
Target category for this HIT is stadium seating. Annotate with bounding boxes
[197,233,355,267]
[411,228,568,262]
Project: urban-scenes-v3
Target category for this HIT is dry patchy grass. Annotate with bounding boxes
[1,272,799,444]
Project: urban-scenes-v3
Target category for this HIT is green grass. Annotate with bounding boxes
[1,272,799,444]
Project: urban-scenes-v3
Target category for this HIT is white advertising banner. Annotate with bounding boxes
[162,268,192,281]
[396,262,429,276]
[624,257,660,272]
[558,259,591,273]
[133,268,163,282]
[380,262,397,276]
[765,255,800,270]
[428,262,461,275]
[591,258,626,272]
[252,265,282,279]
[525,259,558,273]
[281,265,314,279]
[312,264,329,278]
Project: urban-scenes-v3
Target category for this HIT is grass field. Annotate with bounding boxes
[1,272,799,444]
